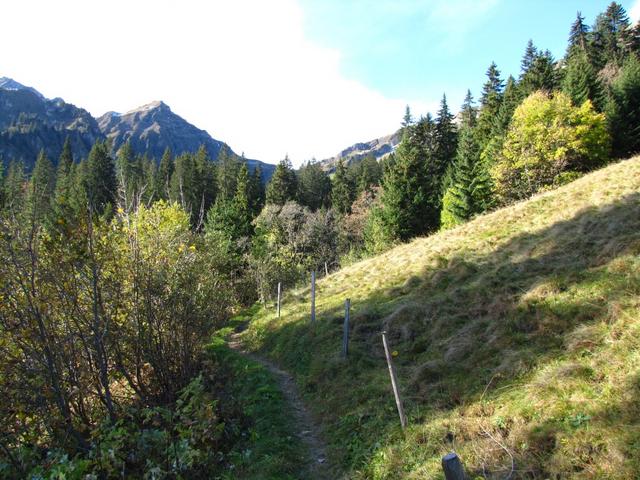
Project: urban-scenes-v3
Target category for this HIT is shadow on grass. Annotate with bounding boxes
[247,192,640,476]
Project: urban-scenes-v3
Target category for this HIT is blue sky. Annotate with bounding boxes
[2,0,639,164]
[299,0,636,113]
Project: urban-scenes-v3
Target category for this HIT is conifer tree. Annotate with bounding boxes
[54,137,74,205]
[297,160,331,211]
[355,154,382,194]
[592,2,632,68]
[115,141,141,209]
[330,159,355,215]
[28,150,55,219]
[247,165,265,216]
[562,49,603,109]
[265,156,297,205]
[441,126,492,229]
[155,147,174,201]
[215,146,238,202]
[84,141,116,215]
[2,160,26,212]
[194,145,217,216]
[171,152,197,211]
[477,62,504,150]
[435,93,458,184]
[567,12,589,56]
[520,50,557,96]
[521,40,538,77]
[607,55,640,157]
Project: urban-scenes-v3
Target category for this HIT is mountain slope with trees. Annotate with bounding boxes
[239,156,640,479]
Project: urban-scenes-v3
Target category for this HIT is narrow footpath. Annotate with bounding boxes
[228,331,334,480]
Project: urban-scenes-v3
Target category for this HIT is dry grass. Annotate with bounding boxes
[240,157,640,479]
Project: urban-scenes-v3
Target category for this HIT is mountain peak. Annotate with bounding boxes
[0,77,45,99]
[126,100,169,114]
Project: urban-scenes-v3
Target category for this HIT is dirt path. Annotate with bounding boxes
[228,331,333,480]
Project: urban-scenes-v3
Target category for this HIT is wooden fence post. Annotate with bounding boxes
[310,271,316,323]
[342,299,350,358]
[381,331,407,431]
[442,452,466,480]
[325,261,329,276]
[277,282,282,318]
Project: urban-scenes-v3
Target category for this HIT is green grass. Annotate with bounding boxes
[206,310,308,480]
[237,157,640,479]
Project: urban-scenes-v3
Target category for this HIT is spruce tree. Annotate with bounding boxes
[440,126,492,229]
[115,141,141,209]
[331,159,355,215]
[2,160,26,212]
[194,145,217,216]
[355,154,382,193]
[435,94,458,185]
[607,55,640,157]
[297,160,331,211]
[562,49,603,109]
[170,152,197,212]
[84,141,116,215]
[155,147,174,201]
[521,40,538,77]
[477,62,504,151]
[265,156,297,205]
[520,50,557,96]
[592,2,632,68]
[54,137,74,205]
[28,150,55,219]
[247,166,265,216]
[567,12,589,56]
[215,146,238,202]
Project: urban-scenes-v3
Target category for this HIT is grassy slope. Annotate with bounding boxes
[239,157,640,479]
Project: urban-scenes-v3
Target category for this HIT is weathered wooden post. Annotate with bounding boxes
[324,261,329,276]
[342,298,351,358]
[442,452,466,480]
[381,331,407,430]
[277,282,282,318]
[310,271,316,323]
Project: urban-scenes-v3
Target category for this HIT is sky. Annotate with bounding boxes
[1,0,639,166]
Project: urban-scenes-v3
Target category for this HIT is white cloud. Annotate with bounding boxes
[631,0,640,24]
[0,0,435,165]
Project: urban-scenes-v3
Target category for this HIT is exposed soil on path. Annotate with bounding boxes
[228,330,334,480]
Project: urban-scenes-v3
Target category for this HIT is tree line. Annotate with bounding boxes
[0,2,638,477]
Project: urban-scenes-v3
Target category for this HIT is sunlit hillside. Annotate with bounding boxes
[239,156,640,479]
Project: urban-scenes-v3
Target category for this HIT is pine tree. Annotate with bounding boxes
[115,141,141,210]
[481,76,522,168]
[607,55,640,157]
[215,146,238,202]
[265,156,297,205]
[171,152,197,211]
[567,12,589,56]
[155,147,174,201]
[54,137,74,205]
[297,160,331,211]
[2,160,26,212]
[28,150,55,219]
[562,49,603,109]
[84,141,116,215]
[247,166,265,216]
[331,159,355,215]
[520,50,557,96]
[435,93,458,187]
[440,126,492,229]
[194,145,217,218]
[477,62,504,150]
[521,40,538,77]
[355,154,382,193]
[591,3,632,68]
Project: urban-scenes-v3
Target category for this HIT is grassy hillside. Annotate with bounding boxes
[238,157,640,479]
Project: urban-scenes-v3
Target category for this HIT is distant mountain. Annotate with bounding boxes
[0,79,103,167]
[0,77,275,180]
[319,130,401,173]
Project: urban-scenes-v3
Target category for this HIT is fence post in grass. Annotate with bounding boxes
[342,298,351,358]
[277,282,282,318]
[442,452,466,480]
[381,331,407,431]
[310,271,316,323]
[325,261,329,276]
